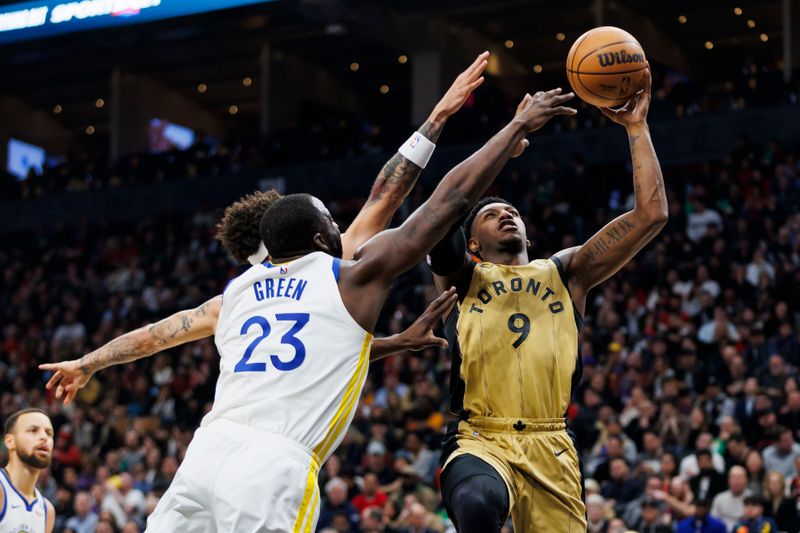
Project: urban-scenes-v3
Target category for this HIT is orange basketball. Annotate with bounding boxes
[566,26,647,108]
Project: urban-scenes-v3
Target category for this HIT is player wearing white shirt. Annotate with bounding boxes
[41,65,575,531]
[1,408,55,533]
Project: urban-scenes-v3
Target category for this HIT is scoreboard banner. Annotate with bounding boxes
[0,0,270,44]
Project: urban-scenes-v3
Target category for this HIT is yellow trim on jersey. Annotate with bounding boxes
[303,482,321,533]
[313,333,373,460]
[292,462,318,533]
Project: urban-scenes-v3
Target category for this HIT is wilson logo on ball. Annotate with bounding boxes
[596,50,645,67]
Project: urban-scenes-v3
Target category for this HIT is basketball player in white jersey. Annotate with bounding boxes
[1,408,55,533]
[40,51,491,405]
[146,87,570,532]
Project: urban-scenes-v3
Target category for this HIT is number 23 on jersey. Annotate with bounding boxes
[234,313,310,373]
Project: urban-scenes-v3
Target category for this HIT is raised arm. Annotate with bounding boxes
[554,68,668,316]
[341,89,576,330]
[341,52,489,258]
[39,296,220,404]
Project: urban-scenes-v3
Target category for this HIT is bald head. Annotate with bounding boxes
[729,465,748,494]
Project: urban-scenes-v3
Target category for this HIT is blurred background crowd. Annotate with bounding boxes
[1,58,795,203]
[2,1,800,532]
[2,113,800,532]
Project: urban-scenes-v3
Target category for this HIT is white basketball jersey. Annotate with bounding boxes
[202,252,373,463]
[0,469,47,533]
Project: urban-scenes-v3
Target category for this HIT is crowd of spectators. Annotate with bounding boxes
[1,59,796,203]
[1,91,800,532]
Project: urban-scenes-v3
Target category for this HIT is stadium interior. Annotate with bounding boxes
[1,0,800,532]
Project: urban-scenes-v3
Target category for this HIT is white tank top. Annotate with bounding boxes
[202,252,373,463]
[0,469,47,533]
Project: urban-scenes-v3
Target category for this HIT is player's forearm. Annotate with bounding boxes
[423,118,527,228]
[626,123,668,224]
[370,335,410,361]
[364,114,447,209]
[78,299,217,374]
[387,119,526,273]
[77,327,162,374]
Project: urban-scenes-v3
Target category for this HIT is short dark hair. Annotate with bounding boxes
[4,408,49,436]
[215,190,283,264]
[261,194,327,259]
[463,196,512,241]
[744,495,765,507]
[696,449,713,459]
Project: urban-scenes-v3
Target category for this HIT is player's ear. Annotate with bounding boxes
[526,239,531,249]
[3,433,14,452]
[468,238,480,254]
[312,232,331,254]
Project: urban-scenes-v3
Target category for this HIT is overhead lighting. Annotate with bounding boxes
[398,54,408,64]
[228,105,238,115]
[760,33,769,42]
[734,7,743,15]
[747,19,756,28]
[379,84,389,94]
[85,125,95,135]
[678,15,687,24]
[556,32,566,41]
[533,64,543,74]
[53,104,62,114]
[704,41,714,50]
[242,77,252,87]
[349,62,359,72]
[504,39,514,49]
[95,98,104,108]
[197,83,207,93]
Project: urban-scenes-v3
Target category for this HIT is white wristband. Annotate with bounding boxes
[398,131,436,169]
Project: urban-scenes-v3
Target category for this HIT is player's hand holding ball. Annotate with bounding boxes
[598,65,651,129]
[566,26,651,129]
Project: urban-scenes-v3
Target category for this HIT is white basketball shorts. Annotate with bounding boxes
[145,419,321,533]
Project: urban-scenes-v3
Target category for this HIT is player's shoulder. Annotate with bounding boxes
[45,498,55,532]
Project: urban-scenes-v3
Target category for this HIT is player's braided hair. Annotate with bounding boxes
[215,190,282,264]
[462,196,512,241]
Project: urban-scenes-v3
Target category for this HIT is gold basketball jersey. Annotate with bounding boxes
[454,258,581,419]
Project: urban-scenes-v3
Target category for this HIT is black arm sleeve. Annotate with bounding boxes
[427,222,468,276]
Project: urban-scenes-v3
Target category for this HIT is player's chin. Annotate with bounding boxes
[497,232,525,250]
[496,230,523,243]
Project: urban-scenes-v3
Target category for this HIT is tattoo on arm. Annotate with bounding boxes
[79,309,198,374]
[581,216,637,263]
[79,336,142,375]
[367,119,446,204]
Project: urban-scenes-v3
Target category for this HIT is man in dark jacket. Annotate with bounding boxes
[690,449,728,501]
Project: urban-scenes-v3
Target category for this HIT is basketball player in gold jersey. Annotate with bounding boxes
[429,68,666,532]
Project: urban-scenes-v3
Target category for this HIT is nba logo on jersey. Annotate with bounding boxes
[280,265,289,275]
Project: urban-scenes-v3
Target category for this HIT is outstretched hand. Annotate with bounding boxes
[39,359,90,405]
[599,64,651,127]
[432,52,489,119]
[395,287,458,351]
[514,88,577,134]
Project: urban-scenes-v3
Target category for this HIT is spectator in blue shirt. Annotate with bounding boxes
[733,496,779,533]
[676,499,727,533]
